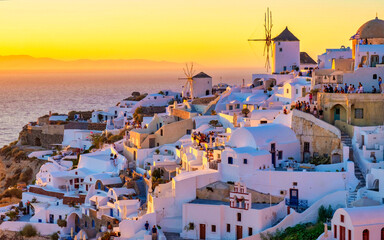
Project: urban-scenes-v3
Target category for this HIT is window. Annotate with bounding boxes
[92,220,95,228]
[160,129,163,136]
[278,42,280,45]
[237,213,242,222]
[211,225,216,232]
[341,214,344,223]
[355,109,364,119]
[243,159,248,164]
[85,220,88,228]
[228,157,233,165]
[296,89,298,94]
[229,105,233,110]
[304,142,310,152]
[90,178,92,182]
[279,48,282,52]
[236,104,240,109]
[362,229,369,240]
[286,89,289,94]
[260,120,268,124]
[374,74,378,79]
[278,151,283,160]
[349,229,352,240]
[227,224,230,233]
[186,129,191,134]
[293,182,298,186]
[248,227,253,236]
[38,219,42,223]
[58,215,62,220]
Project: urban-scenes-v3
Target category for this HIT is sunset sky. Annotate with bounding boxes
[0,0,383,69]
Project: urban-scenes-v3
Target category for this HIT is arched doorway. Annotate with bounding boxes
[206,90,210,95]
[64,212,81,235]
[330,104,347,124]
[363,229,369,240]
[35,137,41,146]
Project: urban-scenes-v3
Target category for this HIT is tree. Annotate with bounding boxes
[133,107,144,124]
[152,168,164,180]
[242,108,250,117]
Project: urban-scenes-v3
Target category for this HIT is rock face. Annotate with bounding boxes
[0,146,47,193]
[0,230,50,240]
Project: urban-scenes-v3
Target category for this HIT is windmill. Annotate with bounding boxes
[248,8,273,72]
[179,62,196,100]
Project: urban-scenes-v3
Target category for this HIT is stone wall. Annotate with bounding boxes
[291,110,341,161]
[196,181,283,204]
[19,126,64,148]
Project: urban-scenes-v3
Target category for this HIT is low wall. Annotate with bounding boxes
[0,221,61,236]
[242,190,347,240]
[28,186,86,204]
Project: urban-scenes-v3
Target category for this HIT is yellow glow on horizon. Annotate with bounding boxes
[0,0,383,68]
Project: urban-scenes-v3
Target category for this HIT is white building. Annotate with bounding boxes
[182,72,213,99]
[318,46,352,69]
[181,182,286,240]
[272,27,300,73]
[330,205,384,240]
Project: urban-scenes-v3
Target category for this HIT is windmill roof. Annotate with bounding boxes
[273,27,299,41]
[300,52,317,64]
[193,72,211,79]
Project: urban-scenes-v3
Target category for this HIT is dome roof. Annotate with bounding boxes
[356,17,384,39]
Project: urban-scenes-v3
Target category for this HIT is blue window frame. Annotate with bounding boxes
[228,157,233,164]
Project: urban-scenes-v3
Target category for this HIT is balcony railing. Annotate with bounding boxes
[285,198,309,212]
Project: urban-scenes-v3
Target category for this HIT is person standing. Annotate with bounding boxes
[379,77,383,93]
[145,221,149,231]
[152,225,158,240]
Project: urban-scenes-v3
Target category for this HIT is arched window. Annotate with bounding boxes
[363,229,369,240]
[381,227,384,240]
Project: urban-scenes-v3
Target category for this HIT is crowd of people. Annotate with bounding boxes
[322,77,382,93]
[293,101,323,118]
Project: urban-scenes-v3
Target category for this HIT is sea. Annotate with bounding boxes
[0,69,253,147]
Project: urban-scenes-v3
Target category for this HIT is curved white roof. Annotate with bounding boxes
[227,124,298,149]
[337,205,384,226]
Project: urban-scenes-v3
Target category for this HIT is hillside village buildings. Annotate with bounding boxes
[1,16,384,240]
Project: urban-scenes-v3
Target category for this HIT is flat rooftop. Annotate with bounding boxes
[189,199,276,210]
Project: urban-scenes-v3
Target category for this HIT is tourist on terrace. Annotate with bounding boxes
[145,221,149,231]
[152,225,158,240]
[378,77,383,93]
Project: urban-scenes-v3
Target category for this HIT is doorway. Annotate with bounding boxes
[271,143,276,167]
[289,188,299,206]
[199,224,206,240]
[236,225,243,239]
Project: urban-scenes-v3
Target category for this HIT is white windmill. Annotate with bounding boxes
[179,62,196,100]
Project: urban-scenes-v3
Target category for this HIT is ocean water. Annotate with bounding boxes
[0,69,250,147]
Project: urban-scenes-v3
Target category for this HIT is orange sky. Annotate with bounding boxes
[0,0,382,69]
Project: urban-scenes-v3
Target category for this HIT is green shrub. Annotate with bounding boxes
[57,219,67,228]
[20,224,37,237]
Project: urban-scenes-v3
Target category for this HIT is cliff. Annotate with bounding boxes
[0,143,47,204]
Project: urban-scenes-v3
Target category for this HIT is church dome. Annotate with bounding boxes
[356,17,384,39]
